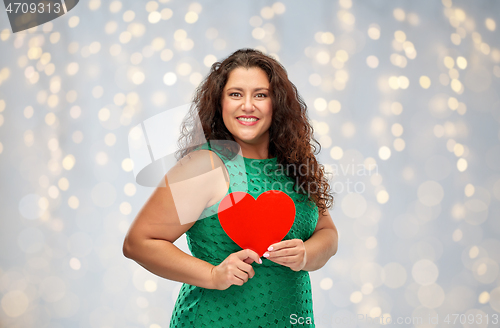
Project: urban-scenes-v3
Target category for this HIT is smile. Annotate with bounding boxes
[236,117,259,126]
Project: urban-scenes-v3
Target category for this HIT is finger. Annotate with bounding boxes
[265,247,299,258]
[266,249,295,258]
[237,261,255,279]
[232,267,249,283]
[265,257,288,266]
[266,241,281,251]
[236,249,253,262]
[268,252,300,263]
[243,257,253,264]
[270,255,292,263]
[238,249,262,264]
[232,275,244,286]
[268,239,297,251]
[246,249,262,264]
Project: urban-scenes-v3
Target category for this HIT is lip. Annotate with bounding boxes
[236,116,259,126]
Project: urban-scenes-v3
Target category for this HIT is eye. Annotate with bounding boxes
[229,92,241,97]
[256,93,268,98]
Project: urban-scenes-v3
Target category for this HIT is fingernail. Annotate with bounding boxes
[268,246,273,251]
[258,258,262,264]
[263,253,269,257]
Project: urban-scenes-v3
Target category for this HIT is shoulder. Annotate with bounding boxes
[167,148,227,189]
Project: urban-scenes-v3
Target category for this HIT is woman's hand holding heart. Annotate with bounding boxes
[262,239,307,272]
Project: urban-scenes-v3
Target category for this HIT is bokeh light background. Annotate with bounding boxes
[1,0,500,327]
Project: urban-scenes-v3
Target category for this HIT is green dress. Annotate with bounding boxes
[169,142,319,328]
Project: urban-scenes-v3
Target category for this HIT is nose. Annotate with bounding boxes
[241,95,255,111]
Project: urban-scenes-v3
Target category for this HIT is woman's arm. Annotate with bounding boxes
[124,231,216,289]
[302,209,338,271]
[123,150,227,289]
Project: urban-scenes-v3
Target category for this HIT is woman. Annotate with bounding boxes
[123,48,338,327]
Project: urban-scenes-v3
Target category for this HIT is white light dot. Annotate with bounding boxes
[120,202,132,215]
[144,280,157,292]
[341,193,367,218]
[1,291,29,317]
[69,257,81,270]
[376,190,389,204]
[185,12,198,24]
[320,277,333,290]
[148,11,161,24]
[378,146,391,160]
[68,196,79,209]
[412,259,439,286]
[417,181,444,206]
[383,262,407,288]
[68,16,80,28]
[314,98,327,111]
[350,291,363,303]
[163,72,177,86]
[330,146,343,160]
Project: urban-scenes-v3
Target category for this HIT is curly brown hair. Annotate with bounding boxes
[175,48,334,215]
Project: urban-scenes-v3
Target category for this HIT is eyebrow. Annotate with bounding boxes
[226,87,269,92]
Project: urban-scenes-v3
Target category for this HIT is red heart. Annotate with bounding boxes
[217,190,296,257]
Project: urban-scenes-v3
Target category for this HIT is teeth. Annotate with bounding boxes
[237,117,258,122]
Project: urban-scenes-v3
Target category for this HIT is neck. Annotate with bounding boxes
[236,139,271,159]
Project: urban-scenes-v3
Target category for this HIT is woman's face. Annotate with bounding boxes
[221,66,273,149]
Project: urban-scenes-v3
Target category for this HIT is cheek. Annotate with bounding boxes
[221,104,233,131]
[221,111,230,128]
[221,101,228,119]
[265,107,273,123]
[221,100,233,116]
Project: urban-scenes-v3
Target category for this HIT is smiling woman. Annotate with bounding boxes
[123,48,338,328]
